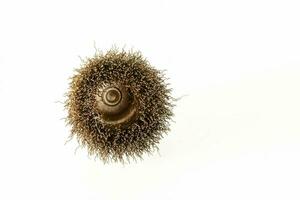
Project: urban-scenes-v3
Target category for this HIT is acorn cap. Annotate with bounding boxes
[65,49,174,163]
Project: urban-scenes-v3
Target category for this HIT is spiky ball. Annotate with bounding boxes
[66,49,173,163]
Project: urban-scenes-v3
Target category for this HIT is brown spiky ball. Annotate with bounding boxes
[65,49,174,163]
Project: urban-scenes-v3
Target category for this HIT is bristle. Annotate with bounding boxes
[65,49,174,163]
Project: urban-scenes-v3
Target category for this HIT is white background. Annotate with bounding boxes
[0,0,300,199]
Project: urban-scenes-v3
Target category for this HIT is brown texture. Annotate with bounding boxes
[65,48,174,163]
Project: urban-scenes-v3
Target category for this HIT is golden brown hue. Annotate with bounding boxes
[65,49,174,163]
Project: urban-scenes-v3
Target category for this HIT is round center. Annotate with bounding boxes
[103,87,122,106]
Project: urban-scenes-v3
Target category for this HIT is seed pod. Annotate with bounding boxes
[65,48,174,163]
